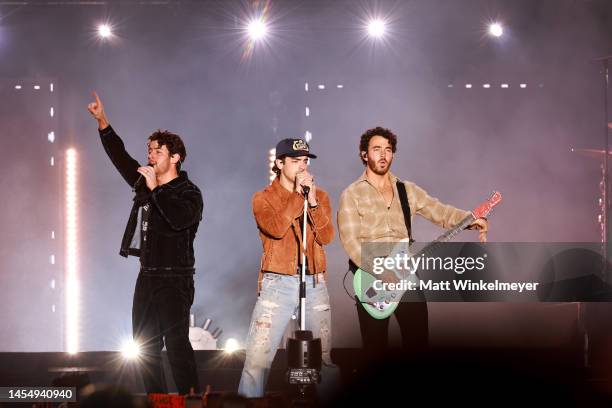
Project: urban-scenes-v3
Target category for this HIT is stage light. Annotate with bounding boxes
[247,18,268,41]
[305,131,312,143]
[501,83,509,88]
[97,24,112,39]
[520,83,527,88]
[367,19,386,38]
[483,84,491,88]
[65,148,79,355]
[224,338,240,354]
[465,84,472,89]
[305,107,310,117]
[239,2,275,61]
[120,339,141,360]
[268,148,276,184]
[488,22,503,37]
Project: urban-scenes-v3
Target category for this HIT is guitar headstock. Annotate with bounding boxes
[472,191,502,219]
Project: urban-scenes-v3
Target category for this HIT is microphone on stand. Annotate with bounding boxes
[287,180,322,397]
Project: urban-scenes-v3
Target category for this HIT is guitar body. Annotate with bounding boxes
[353,267,400,319]
[353,191,502,320]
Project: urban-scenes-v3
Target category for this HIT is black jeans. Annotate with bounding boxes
[355,290,429,360]
[132,272,200,394]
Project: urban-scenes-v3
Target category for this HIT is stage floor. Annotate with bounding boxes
[1,345,612,406]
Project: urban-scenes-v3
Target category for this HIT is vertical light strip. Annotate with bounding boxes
[268,148,276,184]
[65,148,79,354]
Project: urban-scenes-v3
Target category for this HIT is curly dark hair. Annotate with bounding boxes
[359,126,397,165]
[272,158,284,176]
[148,129,187,170]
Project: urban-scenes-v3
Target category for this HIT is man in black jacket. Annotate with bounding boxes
[87,92,202,395]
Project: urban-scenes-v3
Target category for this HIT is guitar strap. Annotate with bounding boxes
[396,180,415,244]
[348,180,415,275]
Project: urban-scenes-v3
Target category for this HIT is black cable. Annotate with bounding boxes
[341,268,354,300]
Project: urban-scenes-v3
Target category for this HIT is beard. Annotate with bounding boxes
[368,156,392,176]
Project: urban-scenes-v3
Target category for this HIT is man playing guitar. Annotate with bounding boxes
[337,126,488,359]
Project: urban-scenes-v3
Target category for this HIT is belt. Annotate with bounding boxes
[140,266,195,276]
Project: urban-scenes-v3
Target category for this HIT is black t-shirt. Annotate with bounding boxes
[128,202,151,259]
[140,203,151,253]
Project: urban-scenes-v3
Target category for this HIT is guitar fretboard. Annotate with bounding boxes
[399,213,476,278]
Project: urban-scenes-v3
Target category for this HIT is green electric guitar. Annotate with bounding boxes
[353,191,502,319]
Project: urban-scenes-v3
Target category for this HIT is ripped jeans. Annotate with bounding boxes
[238,272,332,398]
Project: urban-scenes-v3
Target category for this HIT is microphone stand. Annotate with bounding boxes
[286,185,322,405]
[299,186,309,331]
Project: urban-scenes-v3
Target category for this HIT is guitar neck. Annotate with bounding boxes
[418,213,476,258]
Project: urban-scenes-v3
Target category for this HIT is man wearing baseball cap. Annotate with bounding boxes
[238,138,335,398]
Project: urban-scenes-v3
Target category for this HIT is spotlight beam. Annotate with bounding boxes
[120,339,141,360]
[488,22,503,38]
[97,24,113,39]
[224,338,240,354]
[247,18,268,41]
[367,19,386,38]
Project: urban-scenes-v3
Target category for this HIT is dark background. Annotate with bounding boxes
[0,0,610,351]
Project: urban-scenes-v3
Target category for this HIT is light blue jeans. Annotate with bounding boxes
[238,272,335,398]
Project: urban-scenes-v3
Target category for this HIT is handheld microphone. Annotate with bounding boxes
[133,164,154,190]
[302,185,310,196]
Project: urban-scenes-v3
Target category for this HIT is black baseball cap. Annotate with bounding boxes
[275,138,317,159]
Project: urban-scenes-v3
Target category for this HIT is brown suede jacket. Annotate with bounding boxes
[253,177,334,289]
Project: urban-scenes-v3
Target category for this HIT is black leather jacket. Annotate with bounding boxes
[99,125,203,275]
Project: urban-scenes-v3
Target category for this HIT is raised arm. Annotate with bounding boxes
[87,91,110,130]
[87,91,141,187]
